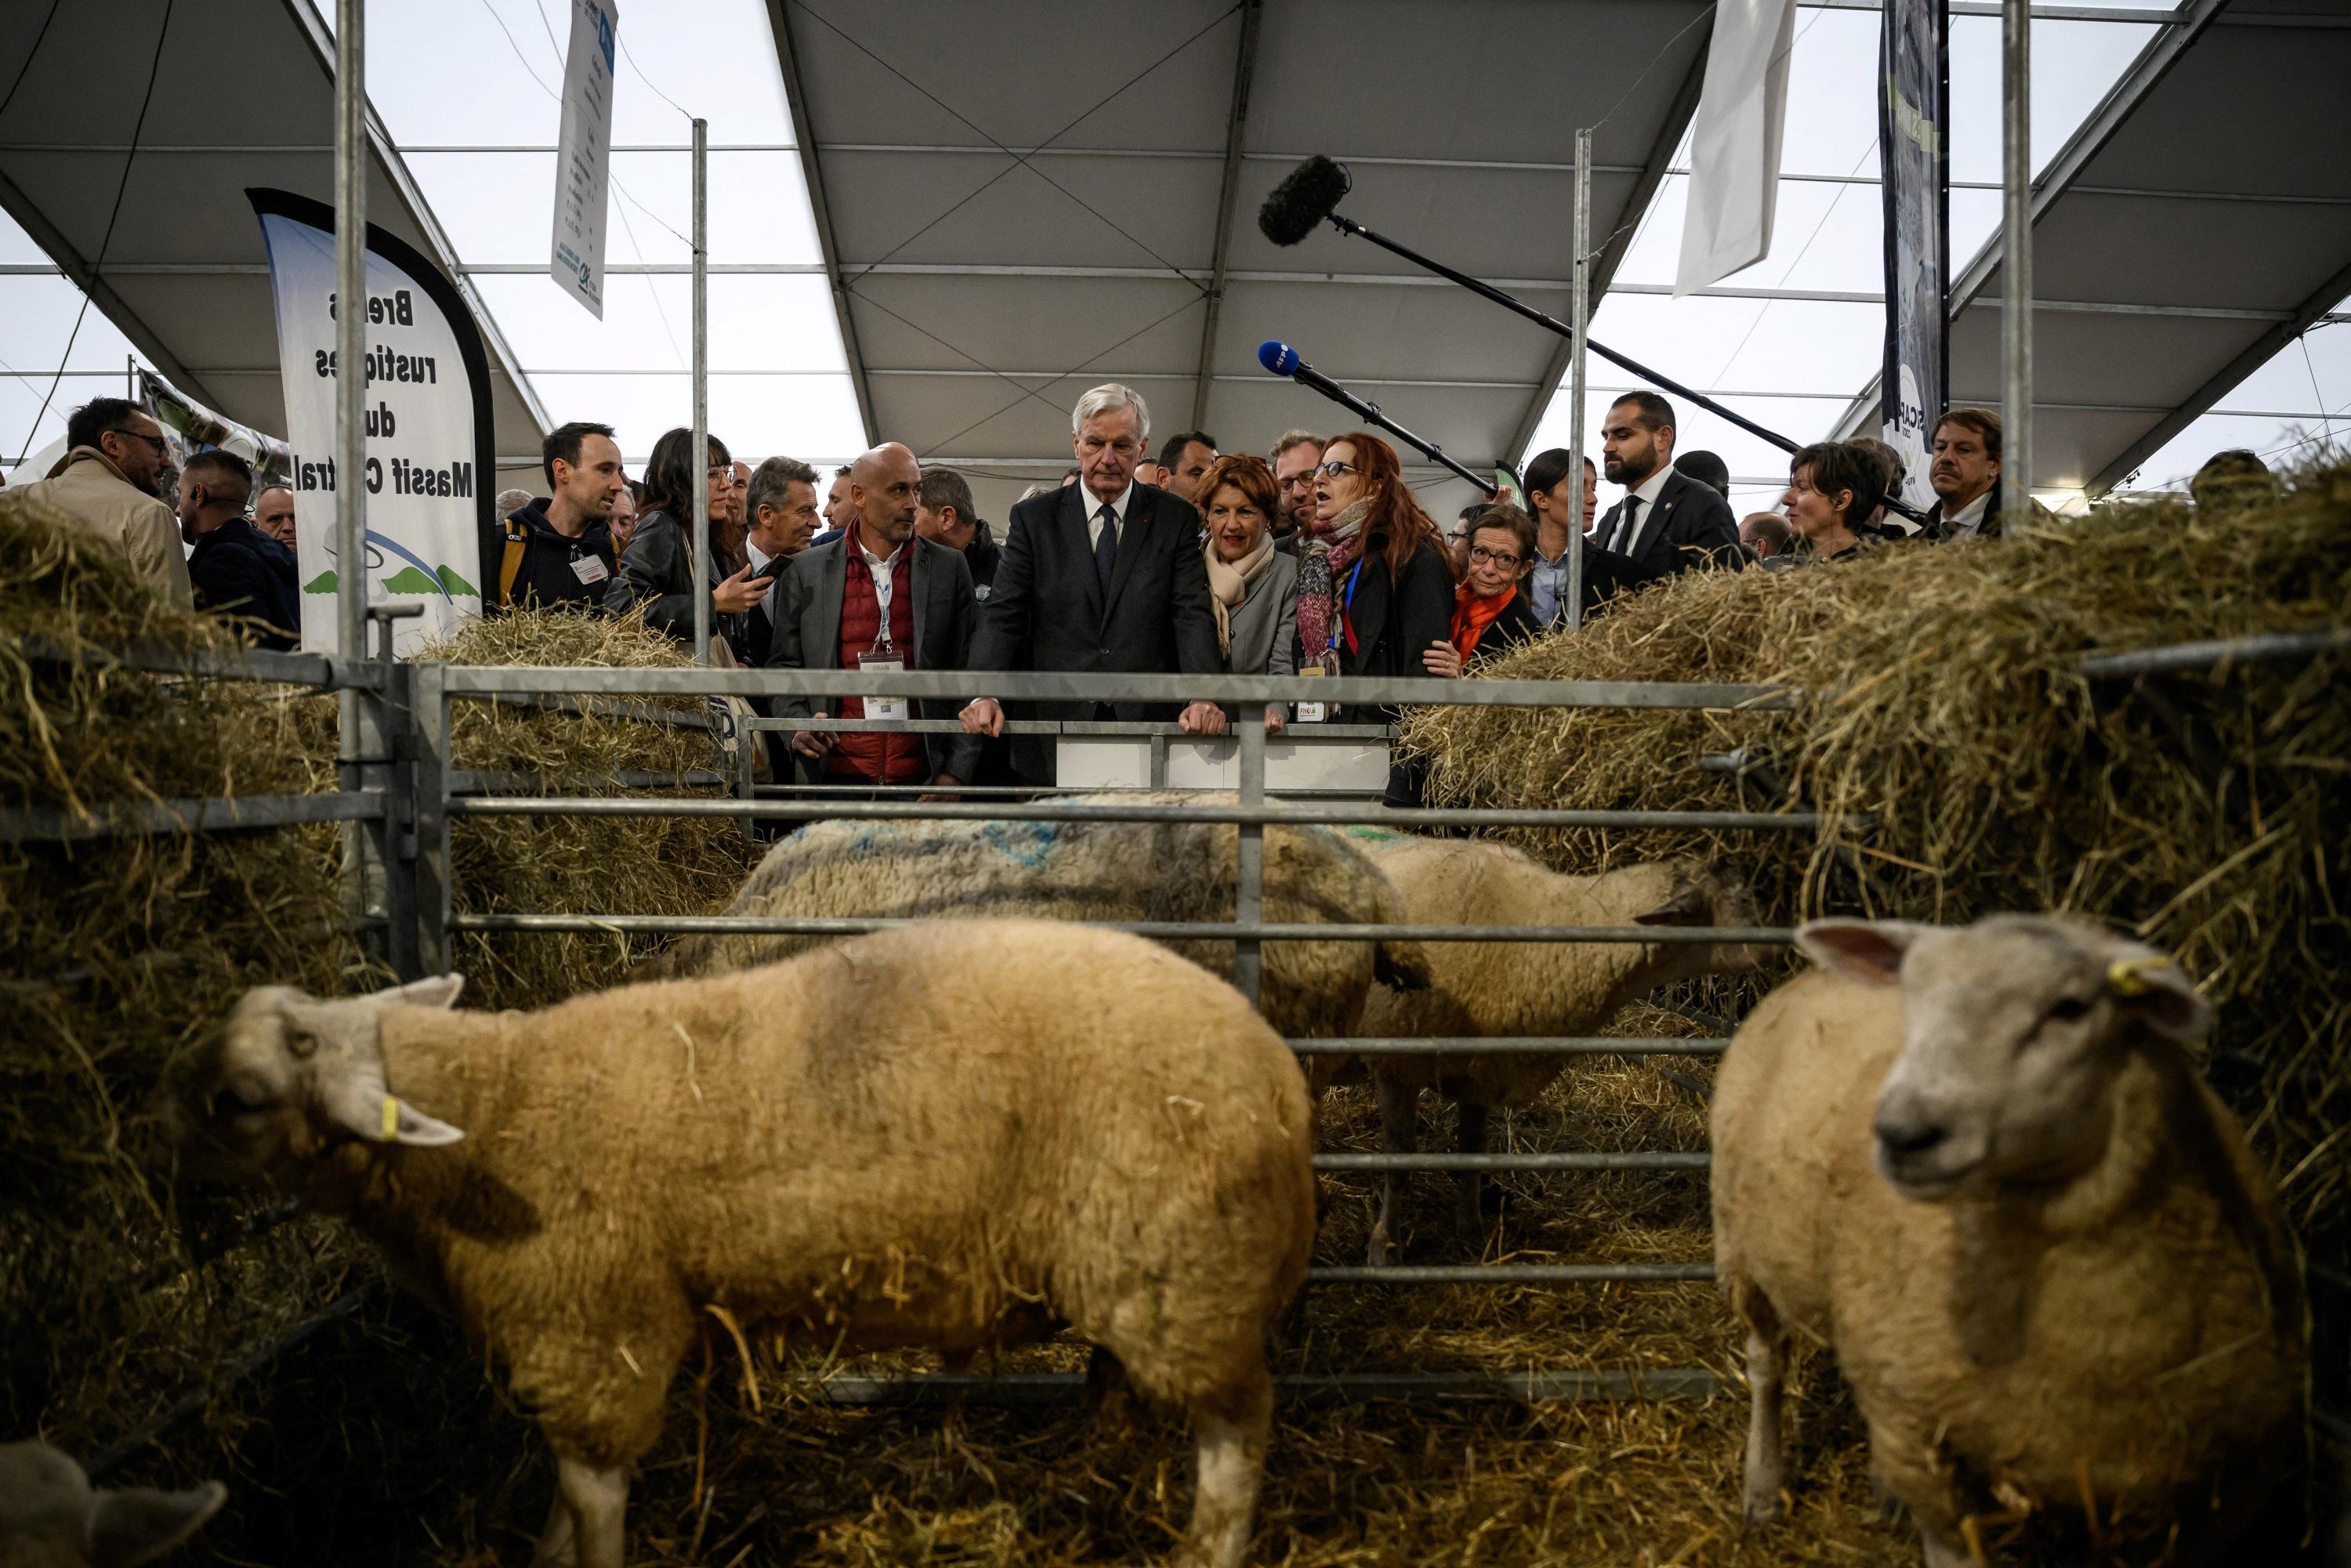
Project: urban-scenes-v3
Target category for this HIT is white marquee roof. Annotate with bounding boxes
[5,1,2346,523]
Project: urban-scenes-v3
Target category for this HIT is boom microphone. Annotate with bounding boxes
[1250,156,1925,507]
[1259,339,1498,498]
[1256,154,1352,247]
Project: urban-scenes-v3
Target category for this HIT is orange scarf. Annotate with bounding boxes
[1450,583,1515,664]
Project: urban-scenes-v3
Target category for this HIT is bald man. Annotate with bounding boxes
[253,484,298,548]
[766,442,981,793]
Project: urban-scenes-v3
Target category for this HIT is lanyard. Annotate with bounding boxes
[1327,559,1364,654]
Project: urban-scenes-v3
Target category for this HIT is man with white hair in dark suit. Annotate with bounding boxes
[959,382,1226,786]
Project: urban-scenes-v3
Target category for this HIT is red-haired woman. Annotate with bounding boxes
[1295,431,1458,802]
[1196,453,1298,732]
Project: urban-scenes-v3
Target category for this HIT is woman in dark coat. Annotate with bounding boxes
[1422,502,1544,676]
[1293,430,1458,805]
[604,426,762,648]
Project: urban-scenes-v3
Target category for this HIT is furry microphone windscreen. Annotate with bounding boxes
[1256,155,1351,247]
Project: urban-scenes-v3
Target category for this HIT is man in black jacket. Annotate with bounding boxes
[1585,392,1744,607]
[176,451,300,649]
[959,383,1226,785]
[495,421,625,613]
[912,465,1001,596]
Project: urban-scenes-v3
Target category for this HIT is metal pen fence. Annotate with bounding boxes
[10,624,2344,1421]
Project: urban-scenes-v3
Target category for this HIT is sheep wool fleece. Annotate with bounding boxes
[306,922,1317,1475]
[676,795,1433,1053]
[1712,969,2303,1554]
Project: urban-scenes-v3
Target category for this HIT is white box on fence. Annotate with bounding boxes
[1055,730,1390,792]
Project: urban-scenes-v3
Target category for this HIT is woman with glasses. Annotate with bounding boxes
[1196,454,1299,732]
[1295,431,1458,804]
[1422,502,1543,679]
[607,426,765,649]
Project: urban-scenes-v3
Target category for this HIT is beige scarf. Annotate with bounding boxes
[1202,530,1277,656]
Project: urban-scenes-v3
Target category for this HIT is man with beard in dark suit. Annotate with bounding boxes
[959,382,1226,786]
[1583,391,1744,609]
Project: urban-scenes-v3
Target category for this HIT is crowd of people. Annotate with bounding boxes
[5,382,2284,796]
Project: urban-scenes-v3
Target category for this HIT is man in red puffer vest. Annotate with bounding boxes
[766,441,980,794]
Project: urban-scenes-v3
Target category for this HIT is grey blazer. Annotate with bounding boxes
[765,534,981,783]
[1222,551,1300,677]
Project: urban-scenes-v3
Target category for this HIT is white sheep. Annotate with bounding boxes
[1712,914,2306,1566]
[1343,830,1761,1264]
[673,798,1432,1063]
[179,922,1317,1568]
[0,1442,223,1566]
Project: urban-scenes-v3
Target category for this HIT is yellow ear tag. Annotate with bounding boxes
[381,1095,400,1139]
[2106,957,2166,997]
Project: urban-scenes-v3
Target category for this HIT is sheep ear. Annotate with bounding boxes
[86,1480,226,1568]
[1633,884,1710,927]
[2105,952,2212,1044]
[384,974,463,1009]
[321,1068,465,1148]
[1796,919,1926,986]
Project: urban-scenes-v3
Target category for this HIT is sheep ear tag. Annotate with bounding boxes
[2106,954,2212,1044]
[380,1095,465,1147]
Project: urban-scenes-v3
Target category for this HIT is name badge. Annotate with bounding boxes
[570,552,611,586]
[857,646,907,722]
[1295,665,1328,724]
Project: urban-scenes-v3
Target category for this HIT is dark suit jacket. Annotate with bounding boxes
[187,517,301,650]
[1921,473,2053,541]
[1587,469,1744,600]
[966,481,1222,783]
[766,534,981,784]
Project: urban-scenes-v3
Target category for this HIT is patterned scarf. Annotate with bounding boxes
[1293,498,1371,674]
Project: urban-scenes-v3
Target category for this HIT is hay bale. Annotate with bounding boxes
[0,490,364,1455]
[408,612,754,1011]
[244,610,756,1012]
[1400,464,2351,1240]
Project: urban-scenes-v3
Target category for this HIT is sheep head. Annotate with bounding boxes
[1797,914,2210,1202]
[0,1440,224,1567]
[1631,861,1768,982]
[179,976,468,1189]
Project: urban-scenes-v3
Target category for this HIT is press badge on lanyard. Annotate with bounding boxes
[857,632,908,723]
[569,552,610,587]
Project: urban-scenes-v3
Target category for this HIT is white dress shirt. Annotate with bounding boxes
[855,529,908,629]
[1083,482,1134,549]
[1609,465,1675,557]
[1941,486,1994,539]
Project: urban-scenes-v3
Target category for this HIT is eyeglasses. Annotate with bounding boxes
[1313,460,1359,479]
[1468,545,1523,568]
[706,466,740,488]
[108,427,168,454]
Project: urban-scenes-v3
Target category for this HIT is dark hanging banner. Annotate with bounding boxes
[1878,0,1948,511]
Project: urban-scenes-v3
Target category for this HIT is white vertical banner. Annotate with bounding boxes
[552,0,619,318]
[1675,0,1799,297]
[250,188,495,655]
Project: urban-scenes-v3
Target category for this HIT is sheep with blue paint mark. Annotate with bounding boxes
[674,796,1432,1066]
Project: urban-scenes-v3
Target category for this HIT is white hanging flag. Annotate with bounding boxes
[251,188,495,655]
[1675,0,1798,296]
[552,0,619,318]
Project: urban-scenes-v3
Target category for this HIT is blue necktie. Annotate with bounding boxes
[1094,504,1118,592]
